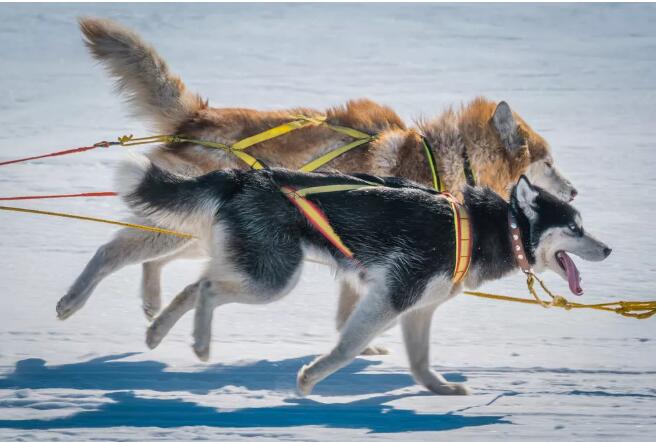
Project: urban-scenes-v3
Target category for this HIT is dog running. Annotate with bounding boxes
[75,158,609,395]
[56,18,578,344]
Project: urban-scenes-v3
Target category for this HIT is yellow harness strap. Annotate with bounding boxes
[123,135,270,171]
[299,137,375,172]
[292,184,376,197]
[117,116,319,170]
[441,193,472,284]
[294,116,376,173]
[231,118,319,151]
[421,137,445,193]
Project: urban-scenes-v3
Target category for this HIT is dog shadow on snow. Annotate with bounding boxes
[0,353,509,433]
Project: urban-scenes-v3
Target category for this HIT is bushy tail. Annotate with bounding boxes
[79,17,207,132]
[115,157,231,231]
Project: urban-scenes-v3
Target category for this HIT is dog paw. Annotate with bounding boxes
[192,343,210,362]
[56,294,82,320]
[430,383,471,396]
[296,364,315,396]
[361,345,390,356]
[145,324,165,350]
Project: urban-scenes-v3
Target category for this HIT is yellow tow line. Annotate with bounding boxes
[464,272,655,319]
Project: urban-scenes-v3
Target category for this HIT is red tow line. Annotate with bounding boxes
[0,141,116,167]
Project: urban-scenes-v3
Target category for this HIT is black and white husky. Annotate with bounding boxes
[57,159,610,395]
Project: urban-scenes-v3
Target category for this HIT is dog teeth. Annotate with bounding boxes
[511,223,517,229]
[515,245,521,251]
[517,254,524,260]
[513,234,519,240]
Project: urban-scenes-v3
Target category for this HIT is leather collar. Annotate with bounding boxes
[508,210,532,274]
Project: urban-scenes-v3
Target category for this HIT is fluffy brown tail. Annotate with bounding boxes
[79,17,207,132]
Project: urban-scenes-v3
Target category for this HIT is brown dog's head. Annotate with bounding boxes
[461,98,577,202]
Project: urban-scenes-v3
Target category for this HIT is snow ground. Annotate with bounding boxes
[0,3,654,441]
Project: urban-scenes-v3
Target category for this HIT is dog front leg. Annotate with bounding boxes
[56,227,189,320]
[298,289,398,396]
[400,303,469,395]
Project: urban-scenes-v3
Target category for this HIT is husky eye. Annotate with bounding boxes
[568,223,582,235]
[545,161,553,168]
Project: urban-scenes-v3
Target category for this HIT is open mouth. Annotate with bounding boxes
[556,251,583,296]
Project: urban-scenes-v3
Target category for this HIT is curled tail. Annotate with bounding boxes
[116,157,235,231]
[79,17,207,132]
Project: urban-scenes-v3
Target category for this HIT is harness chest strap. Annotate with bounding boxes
[443,193,472,284]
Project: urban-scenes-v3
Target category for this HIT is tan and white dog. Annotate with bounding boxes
[57,18,577,353]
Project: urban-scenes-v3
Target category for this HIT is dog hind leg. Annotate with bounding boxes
[141,242,204,320]
[145,279,202,349]
[400,302,470,395]
[298,288,398,396]
[336,280,391,356]
[190,276,300,361]
[56,227,189,320]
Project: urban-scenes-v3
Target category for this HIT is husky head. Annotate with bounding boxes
[491,101,578,202]
[511,176,611,295]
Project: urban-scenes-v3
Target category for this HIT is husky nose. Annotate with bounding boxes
[603,247,612,258]
[569,188,578,201]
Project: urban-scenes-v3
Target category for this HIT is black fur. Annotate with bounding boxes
[462,186,516,282]
[126,167,577,312]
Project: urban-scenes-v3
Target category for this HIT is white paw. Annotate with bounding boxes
[361,345,390,356]
[56,295,82,320]
[145,324,165,349]
[296,364,315,396]
[192,343,210,362]
[430,383,471,395]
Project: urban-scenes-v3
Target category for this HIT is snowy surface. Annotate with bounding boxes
[0,3,654,441]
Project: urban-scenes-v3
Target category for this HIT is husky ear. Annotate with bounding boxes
[492,101,523,153]
[514,175,539,219]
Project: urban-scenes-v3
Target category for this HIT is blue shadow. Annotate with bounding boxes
[0,353,464,396]
[0,354,505,433]
[0,390,509,433]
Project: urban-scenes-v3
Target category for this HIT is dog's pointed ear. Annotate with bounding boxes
[514,175,539,219]
[492,101,523,153]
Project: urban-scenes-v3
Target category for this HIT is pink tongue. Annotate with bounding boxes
[557,251,583,296]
